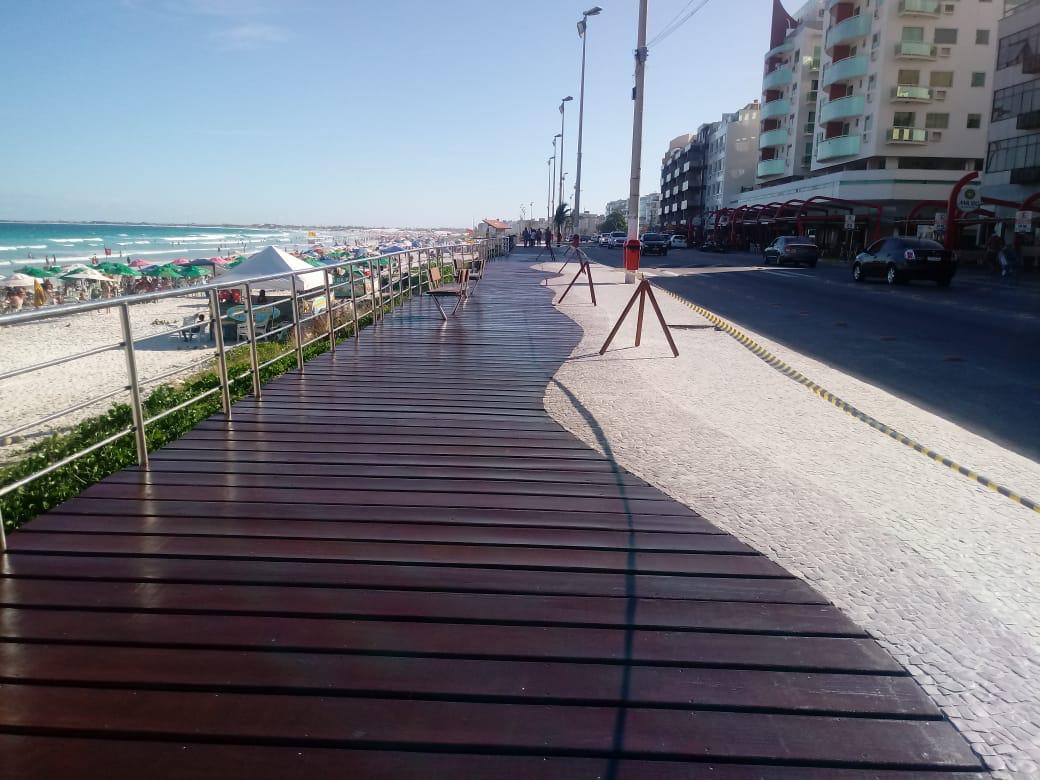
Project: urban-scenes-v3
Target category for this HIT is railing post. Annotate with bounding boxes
[289,280,306,372]
[208,289,232,419]
[242,282,262,399]
[118,302,149,470]
[349,262,360,341]
[323,268,336,354]
[368,259,379,322]
[1,506,7,553]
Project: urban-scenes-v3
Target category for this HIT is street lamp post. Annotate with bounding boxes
[558,96,573,215]
[547,155,555,227]
[551,134,561,224]
[624,0,649,284]
[573,6,602,241]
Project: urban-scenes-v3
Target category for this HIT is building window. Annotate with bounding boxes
[898,69,920,85]
[934,29,957,45]
[967,114,982,129]
[902,27,924,43]
[976,30,989,45]
[992,81,1040,122]
[894,111,916,127]
[929,71,953,88]
[925,113,949,129]
[971,72,986,87]
[997,21,1040,70]
[987,134,1040,172]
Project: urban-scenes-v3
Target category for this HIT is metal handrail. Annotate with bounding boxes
[0,236,511,551]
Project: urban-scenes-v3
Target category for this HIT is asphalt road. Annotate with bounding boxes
[575,244,1040,462]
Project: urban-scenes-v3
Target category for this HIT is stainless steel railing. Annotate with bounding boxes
[0,235,511,549]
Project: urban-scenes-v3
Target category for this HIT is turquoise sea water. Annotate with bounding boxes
[0,222,295,269]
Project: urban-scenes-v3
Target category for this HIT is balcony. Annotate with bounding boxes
[766,40,794,58]
[761,97,791,119]
[891,84,932,102]
[825,0,852,9]
[820,94,866,123]
[887,126,929,143]
[758,158,787,178]
[1018,109,1040,131]
[763,66,794,90]
[898,0,940,15]
[895,41,938,59]
[826,14,871,49]
[759,128,788,149]
[816,134,862,161]
[822,55,869,86]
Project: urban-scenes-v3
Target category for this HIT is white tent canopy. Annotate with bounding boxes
[214,245,325,292]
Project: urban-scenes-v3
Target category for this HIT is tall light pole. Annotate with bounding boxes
[557,96,573,216]
[546,155,555,227]
[573,6,602,239]
[625,0,649,284]
[551,134,561,222]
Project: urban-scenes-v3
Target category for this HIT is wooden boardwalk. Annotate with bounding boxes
[0,257,985,778]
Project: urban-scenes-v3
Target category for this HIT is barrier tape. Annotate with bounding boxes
[654,282,1040,515]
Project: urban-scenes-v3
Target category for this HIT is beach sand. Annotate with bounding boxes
[0,295,214,462]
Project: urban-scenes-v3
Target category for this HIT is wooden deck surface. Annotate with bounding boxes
[0,257,985,778]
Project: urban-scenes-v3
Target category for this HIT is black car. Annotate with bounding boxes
[700,239,728,253]
[852,237,956,287]
[640,233,670,256]
[763,235,819,267]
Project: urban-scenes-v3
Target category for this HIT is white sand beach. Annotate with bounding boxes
[0,295,215,461]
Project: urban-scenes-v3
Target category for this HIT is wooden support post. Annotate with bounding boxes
[557,261,597,306]
[599,277,678,357]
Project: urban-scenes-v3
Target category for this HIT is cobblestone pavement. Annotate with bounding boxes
[536,261,1040,779]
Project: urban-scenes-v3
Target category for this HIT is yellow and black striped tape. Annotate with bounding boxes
[654,282,1039,515]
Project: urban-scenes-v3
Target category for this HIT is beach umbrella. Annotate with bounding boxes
[104,265,142,277]
[15,265,53,278]
[176,265,210,278]
[59,263,92,275]
[128,259,152,268]
[171,258,191,265]
[2,272,38,287]
[62,269,113,282]
[141,265,182,279]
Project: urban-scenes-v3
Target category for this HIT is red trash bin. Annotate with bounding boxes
[623,238,641,272]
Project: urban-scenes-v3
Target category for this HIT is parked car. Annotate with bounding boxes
[852,237,956,286]
[597,233,610,247]
[607,231,627,248]
[640,233,670,256]
[700,239,728,253]
[763,235,819,267]
[670,235,688,249]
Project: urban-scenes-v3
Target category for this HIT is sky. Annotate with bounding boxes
[0,0,774,228]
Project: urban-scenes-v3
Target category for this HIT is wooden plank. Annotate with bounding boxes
[0,684,980,768]
[0,644,939,716]
[0,580,865,634]
[2,553,823,603]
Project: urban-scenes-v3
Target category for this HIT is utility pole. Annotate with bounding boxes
[625,0,649,284]
[558,97,573,215]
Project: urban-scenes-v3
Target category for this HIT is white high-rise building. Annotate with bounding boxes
[758,0,825,183]
[741,0,1003,226]
[706,101,762,211]
[639,193,662,230]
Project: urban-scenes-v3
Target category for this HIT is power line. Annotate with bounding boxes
[647,0,712,48]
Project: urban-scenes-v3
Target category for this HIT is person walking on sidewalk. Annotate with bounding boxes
[985,232,1004,275]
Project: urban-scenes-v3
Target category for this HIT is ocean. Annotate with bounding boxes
[0,222,297,270]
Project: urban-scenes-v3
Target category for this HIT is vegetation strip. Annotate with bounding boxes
[653,282,1040,515]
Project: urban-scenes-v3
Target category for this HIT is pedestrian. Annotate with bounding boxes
[985,232,1004,275]
[999,241,1018,285]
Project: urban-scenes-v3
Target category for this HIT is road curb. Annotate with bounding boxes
[653,282,1040,515]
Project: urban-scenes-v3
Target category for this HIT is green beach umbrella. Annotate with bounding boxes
[141,265,182,279]
[176,265,210,278]
[101,264,141,277]
[15,265,53,278]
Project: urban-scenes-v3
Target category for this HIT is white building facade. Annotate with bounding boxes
[705,101,762,212]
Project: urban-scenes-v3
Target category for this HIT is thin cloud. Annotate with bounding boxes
[215,22,287,49]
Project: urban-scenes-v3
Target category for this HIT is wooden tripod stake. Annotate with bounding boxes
[599,276,678,357]
[557,260,596,306]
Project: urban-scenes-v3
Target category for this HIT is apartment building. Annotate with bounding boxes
[639,193,662,231]
[742,0,1002,217]
[660,129,710,237]
[758,0,825,183]
[983,0,1040,203]
[604,198,629,218]
[705,101,763,212]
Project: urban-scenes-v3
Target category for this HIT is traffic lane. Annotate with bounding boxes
[651,267,1040,461]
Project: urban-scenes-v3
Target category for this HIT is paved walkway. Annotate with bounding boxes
[0,256,984,777]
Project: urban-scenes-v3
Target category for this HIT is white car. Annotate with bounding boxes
[607,231,627,248]
[670,235,688,249]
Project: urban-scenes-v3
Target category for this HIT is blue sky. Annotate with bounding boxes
[0,0,773,227]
